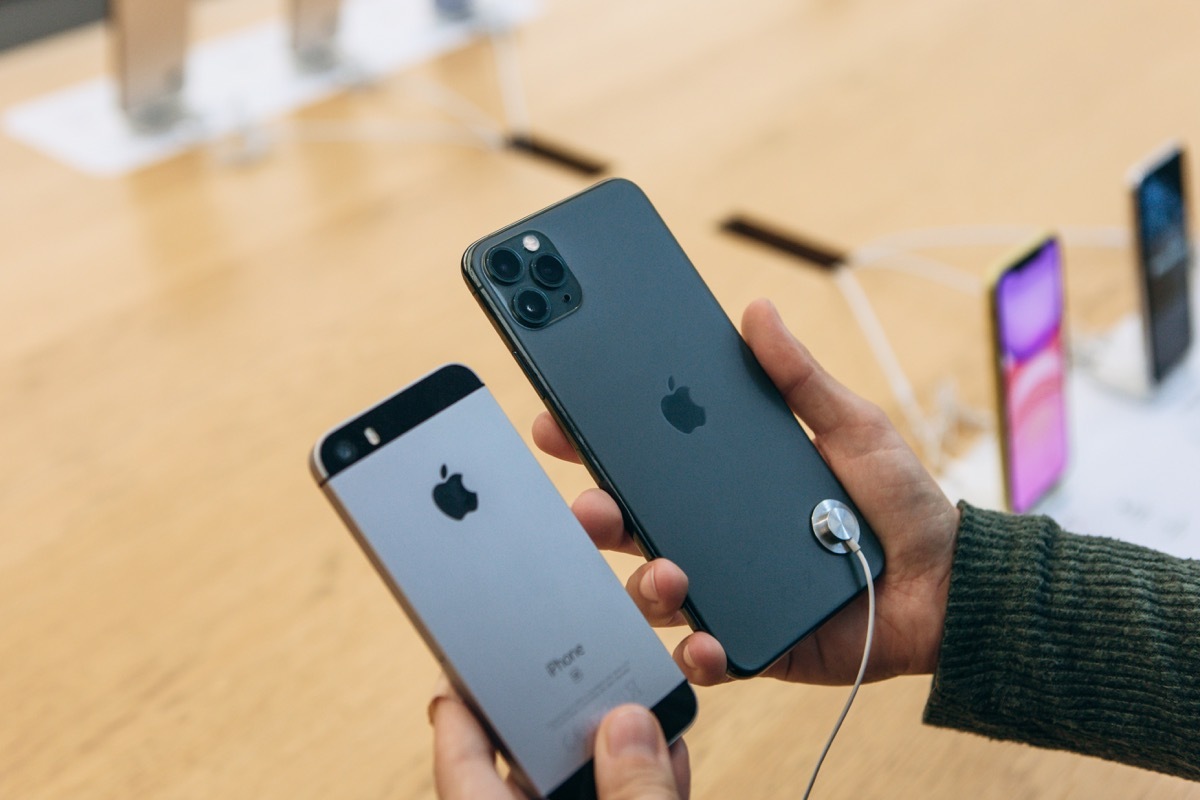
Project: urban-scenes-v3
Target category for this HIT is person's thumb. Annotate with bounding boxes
[593,705,681,800]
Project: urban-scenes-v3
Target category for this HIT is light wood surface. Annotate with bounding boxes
[3,1,1198,797]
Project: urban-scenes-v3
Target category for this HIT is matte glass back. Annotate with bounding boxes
[313,365,691,797]
[463,180,884,676]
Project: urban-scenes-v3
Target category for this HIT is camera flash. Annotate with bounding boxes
[364,427,381,446]
[522,234,541,252]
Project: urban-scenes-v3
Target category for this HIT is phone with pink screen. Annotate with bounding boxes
[990,235,1068,513]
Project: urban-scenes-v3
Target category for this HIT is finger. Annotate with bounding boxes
[740,298,877,439]
[760,594,877,686]
[673,632,729,686]
[531,411,583,464]
[430,688,514,800]
[593,705,682,800]
[668,738,691,800]
[625,559,690,627]
[571,488,642,556]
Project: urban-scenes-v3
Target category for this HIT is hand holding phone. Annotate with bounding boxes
[431,687,690,800]
[532,299,961,688]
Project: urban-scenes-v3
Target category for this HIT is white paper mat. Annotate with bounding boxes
[3,0,537,176]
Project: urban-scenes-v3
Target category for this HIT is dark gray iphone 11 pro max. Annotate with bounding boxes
[462,179,884,677]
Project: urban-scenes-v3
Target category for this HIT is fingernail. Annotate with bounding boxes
[427,694,448,725]
[681,643,697,671]
[605,705,660,759]
[639,568,660,603]
[427,675,452,725]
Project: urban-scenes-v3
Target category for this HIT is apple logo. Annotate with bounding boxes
[660,377,706,434]
[432,464,478,520]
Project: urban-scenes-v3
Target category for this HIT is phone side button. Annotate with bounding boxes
[513,352,546,399]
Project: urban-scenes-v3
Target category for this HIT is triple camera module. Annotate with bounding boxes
[482,233,583,328]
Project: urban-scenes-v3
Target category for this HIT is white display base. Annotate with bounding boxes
[937,431,1005,513]
[3,0,537,177]
[939,306,1200,560]
[1078,313,1151,399]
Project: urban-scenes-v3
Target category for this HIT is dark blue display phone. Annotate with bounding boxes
[1131,143,1193,384]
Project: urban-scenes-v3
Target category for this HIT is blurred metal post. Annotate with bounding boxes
[109,0,189,131]
[291,0,343,71]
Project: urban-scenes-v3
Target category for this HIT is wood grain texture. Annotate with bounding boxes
[2,0,1198,797]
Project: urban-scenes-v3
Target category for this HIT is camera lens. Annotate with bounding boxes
[531,254,567,289]
[334,439,358,463]
[512,288,551,327]
[486,248,523,284]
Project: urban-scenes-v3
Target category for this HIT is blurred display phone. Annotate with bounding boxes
[290,0,342,69]
[434,0,476,20]
[109,0,188,130]
[990,235,1069,513]
[1130,142,1193,385]
[310,364,695,799]
[461,178,884,678]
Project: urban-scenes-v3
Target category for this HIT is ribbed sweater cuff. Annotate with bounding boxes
[923,502,1200,781]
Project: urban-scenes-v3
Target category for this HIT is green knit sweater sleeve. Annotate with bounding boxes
[923,502,1200,781]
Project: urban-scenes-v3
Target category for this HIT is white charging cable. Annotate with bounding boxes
[832,266,943,465]
[486,21,533,137]
[802,539,876,800]
[828,223,1132,467]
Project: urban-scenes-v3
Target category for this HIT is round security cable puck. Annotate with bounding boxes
[811,499,861,554]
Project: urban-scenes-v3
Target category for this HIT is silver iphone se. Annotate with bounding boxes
[310,364,695,799]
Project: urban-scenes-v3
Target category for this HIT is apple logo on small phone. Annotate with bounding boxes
[432,465,478,520]
[660,377,706,434]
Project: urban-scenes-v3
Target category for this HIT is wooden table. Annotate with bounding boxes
[3,0,1197,797]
